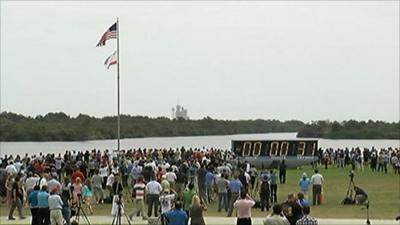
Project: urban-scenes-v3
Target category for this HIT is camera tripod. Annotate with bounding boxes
[345,176,355,199]
[73,196,91,225]
[112,197,132,225]
[361,201,371,225]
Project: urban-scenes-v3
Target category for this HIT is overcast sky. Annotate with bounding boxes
[1,1,399,122]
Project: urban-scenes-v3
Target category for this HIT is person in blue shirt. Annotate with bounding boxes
[28,185,40,225]
[227,175,243,217]
[298,173,310,199]
[297,192,309,208]
[165,201,187,225]
[37,185,50,225]
[205,170,215,203]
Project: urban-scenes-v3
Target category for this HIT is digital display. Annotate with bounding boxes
[232,140,318,157]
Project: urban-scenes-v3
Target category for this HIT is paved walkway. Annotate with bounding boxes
[0,216,398,225]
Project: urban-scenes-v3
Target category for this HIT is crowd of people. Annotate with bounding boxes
[316,147,400,173]
[0,146,398,225]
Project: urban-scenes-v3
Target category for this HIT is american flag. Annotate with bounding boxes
[104,51,118,69]
[96,22,117,47]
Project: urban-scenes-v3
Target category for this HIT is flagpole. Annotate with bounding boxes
[116,17,121,152]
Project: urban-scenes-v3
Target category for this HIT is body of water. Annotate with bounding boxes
[0,132,399,156]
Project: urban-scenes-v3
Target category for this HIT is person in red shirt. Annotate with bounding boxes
[34,161,45,175]
[71,168,85,183]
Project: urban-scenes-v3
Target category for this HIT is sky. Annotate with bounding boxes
[1,1,399,122]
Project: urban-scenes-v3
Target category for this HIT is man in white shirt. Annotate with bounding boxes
[6,162,17,175]
[25,172,39,194]
[145,179,162,218]
[14,160,22,173]
[165,168,177,189]
[99,165,109,189]
[310,169,324,205]
[106,173,115,199]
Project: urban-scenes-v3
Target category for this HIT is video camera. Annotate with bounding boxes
[349,170,354,181]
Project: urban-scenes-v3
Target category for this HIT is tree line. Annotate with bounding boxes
[0,112,398,141]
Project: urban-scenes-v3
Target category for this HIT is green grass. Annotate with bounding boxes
[1,165,399,219]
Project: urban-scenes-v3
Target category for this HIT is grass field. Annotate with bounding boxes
[1,165,399,219]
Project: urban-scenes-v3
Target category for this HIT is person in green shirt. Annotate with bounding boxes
[183,183,196,216]
[270,170,278,203]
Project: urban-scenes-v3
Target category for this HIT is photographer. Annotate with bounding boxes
[111,174,124,216]
[354,186,368,205]
[263,204,290,225]
[233,191,255,225]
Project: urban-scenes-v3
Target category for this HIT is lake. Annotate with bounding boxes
[0,132,399,156]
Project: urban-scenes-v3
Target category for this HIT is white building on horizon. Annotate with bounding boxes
[171,104,189,120]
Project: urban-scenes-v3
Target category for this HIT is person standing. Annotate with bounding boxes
[165,167,177,191]
[82,179,94,214]
[8,176,26,220]
[216,174,229,212]
[295,206,318,225]
[279,160,287,184]
[298,173,310,199]
[282,193,303,225]
[310,169,324,205]
[146,177,162,218]
[233,191,255,225]
[259,178,270,212]
[296,193,309,208]
[197,164,208,204]
[99,164,109,189]
[205,169,215,203]
[183,183,197,216]
[48,188,64,225]
[106,172,115,199]
[270,170,278,203]
[263,204,290,225]
[28,185,40,225]
[129,176,147,220]
[60,186,71,225]
[37,185,50,225]
[111,174,124,216]
[227,175,243,217]
[189,195,207,225]
[159,189,176,225]
[175,169,186,201]
[165,201,188,225]
[71,177,82,204]
[92,170,104,204]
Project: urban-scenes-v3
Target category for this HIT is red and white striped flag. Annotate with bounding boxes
[96,22,117,47]
[104,51,118,69]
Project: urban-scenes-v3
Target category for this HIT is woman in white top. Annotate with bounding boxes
[159,190,175,225]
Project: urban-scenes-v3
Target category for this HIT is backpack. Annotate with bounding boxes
[342,197,355,205]
[261,181,270,194]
